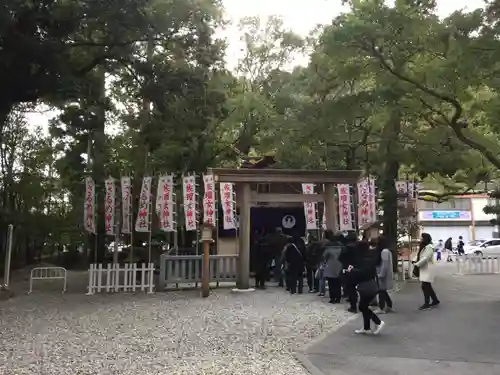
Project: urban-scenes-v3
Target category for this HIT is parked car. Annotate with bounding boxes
[464,239,500,256]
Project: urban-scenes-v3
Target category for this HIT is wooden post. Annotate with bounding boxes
[325,184,338,231]
[236,183,251,289]
[200,223,214,298]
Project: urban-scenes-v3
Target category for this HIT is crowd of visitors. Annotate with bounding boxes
[251,227,441,335]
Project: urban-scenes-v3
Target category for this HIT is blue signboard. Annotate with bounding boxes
[420,210,471,221]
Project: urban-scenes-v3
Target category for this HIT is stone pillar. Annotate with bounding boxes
[236,182,251,289]
[325,184,338,231]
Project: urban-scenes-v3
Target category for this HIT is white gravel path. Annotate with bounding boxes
[0,288,352,375]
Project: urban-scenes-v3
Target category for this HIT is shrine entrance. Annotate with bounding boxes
[210,168,362,290]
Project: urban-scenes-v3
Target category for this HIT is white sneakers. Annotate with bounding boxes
[373,321,386,335]
[354,321,386,335]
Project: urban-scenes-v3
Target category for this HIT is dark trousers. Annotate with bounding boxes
[378,290,393,309]
[326,277,341,302]
[345,281,358,309]
[255,266,268,288]
[287,269,304,294]
[359,292,382,330]
[421,282,439,305]
[306,265,318,291]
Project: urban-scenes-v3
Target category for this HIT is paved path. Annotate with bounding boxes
[297,267,500,375]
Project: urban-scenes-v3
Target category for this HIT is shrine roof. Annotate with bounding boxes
[210,168,362,184]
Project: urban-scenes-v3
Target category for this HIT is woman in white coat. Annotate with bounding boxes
[413,233,440,310]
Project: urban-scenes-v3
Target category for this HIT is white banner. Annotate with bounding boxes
[302,183,317,230]
[120,177,132,234]
[357,178,370,228]
[337,184,354,231]
[135,176,152,232]
[322,209,327,230]
[83,177,96,234]
[156,176,164,215]
[183,175,197,231]
[104,177,116,235]
[203,174,216,226]
[368,177,377,223]
[220,183,236,230]
[159,175,175,232]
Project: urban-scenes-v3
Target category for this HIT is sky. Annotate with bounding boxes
[26,0,486,132]
[221,0,485,69]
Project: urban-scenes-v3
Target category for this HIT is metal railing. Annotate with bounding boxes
[456,255,500,275]
[158,254,238,289]
[29,267,67,294]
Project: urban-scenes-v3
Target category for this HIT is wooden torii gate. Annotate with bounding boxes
[211,168,362,290]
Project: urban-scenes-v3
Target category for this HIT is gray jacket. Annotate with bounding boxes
[322,244,343,278]
[376,248,394,291]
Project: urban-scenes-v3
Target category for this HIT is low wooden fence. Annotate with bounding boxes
[456,255,500,275]
[158,254,238,290]
[87,263,155,295]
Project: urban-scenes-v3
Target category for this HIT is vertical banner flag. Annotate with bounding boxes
[104,177,116,235]
[120,176,132,234]
[156,176,164,215]
[84,177,96,234]
[302,183,317,230]
[337,184,354,231]
[220,183,236,230]
[159,175,175,232]
[203,174,216,226]
[183,175,197,231]
[357,178,370,228]
[135,176,152,232]
[368,177,377,223]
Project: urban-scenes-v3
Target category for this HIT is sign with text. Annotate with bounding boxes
[419,211,471,221]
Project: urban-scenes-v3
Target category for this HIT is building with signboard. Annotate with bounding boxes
[418,194,495,244]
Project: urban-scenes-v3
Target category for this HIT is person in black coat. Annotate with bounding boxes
[345,241,385,335]
[339,236,361,313]
[283,235,306,294]
[253,236,270,289]
[305,235,320,293]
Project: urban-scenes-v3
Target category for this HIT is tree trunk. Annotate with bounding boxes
[379,110,402,272]
[90,67,107,263]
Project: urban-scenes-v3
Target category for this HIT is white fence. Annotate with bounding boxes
[159,254,238,289]
[29,267,67,294]
[87,263,155,295]
[456,255,500,275]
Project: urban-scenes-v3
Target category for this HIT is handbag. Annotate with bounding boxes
[412,266,420,278]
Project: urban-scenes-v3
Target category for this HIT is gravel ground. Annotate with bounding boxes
[0,287,353,375]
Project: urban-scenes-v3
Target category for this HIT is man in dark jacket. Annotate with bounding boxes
[267,227,288,286]
[253,236,270,289]
[306,235,320,293]
[283,235,306,294]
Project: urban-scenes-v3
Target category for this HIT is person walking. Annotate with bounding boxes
[322,231,344,304]
[435,239,443,262]
[346,240,385,335]
[444,237,453,262]
[413,232,440,310]
[283,236,305,294]
[457,236,465,256]
[376,236,394,313]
